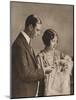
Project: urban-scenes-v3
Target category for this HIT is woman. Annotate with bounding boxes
[37,29,73,96]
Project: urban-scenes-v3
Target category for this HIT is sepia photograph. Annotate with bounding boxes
[10,1,74,99]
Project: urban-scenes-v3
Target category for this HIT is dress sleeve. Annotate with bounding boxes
[36,53,47,73]
[36,53,43,69]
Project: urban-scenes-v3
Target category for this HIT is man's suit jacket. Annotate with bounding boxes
[11,33,44,98]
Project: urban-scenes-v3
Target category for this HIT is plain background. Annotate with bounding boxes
[0,0,76,100]
[11,2,73,56]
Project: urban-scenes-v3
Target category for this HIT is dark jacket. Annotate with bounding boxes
[11,33,44,98]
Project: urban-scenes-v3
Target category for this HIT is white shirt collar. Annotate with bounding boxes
[21,31,30,44]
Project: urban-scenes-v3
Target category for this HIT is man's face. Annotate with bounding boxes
[31,23,42,38]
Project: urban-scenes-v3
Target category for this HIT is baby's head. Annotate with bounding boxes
[42,28,58,49]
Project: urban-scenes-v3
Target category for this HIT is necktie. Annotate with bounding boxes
[29,40,36,60]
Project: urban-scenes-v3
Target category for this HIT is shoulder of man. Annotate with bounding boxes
[12,33,27,52]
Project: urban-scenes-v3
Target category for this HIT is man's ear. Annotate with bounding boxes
[28,24,33,31]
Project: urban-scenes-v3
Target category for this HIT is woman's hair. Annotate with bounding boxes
[42,28,58,47]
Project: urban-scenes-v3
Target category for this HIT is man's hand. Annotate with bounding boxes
[45,69,52,74]
[44,66,54,74]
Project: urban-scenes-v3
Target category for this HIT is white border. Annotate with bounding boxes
[0,0,76,100]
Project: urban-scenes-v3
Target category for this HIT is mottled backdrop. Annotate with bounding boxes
[10,2,74,56]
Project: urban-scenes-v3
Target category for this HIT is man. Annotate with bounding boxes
[11,14,51,98]
[11,14,44,98]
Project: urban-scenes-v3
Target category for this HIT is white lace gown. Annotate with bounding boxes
[37,50,73,96]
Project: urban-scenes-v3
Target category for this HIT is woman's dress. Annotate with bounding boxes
[37,49,73,96]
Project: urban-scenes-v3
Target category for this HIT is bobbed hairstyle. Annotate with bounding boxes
[25,14,42,28]
[42,28,58,47]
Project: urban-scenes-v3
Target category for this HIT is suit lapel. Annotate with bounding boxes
[19,33,37,65]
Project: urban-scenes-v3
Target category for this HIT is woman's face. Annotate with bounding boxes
[50,35,58,49]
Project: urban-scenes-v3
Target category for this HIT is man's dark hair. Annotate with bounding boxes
[42,29,58,47]
[25,14,42,28]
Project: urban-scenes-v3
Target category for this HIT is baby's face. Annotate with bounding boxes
[51,35,58,49]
